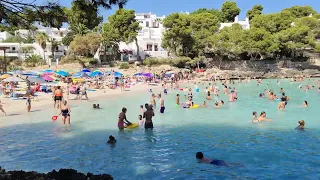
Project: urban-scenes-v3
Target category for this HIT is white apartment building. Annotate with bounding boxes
[0,27,68,63]
[96,13,169,62]
[219,15,250,30]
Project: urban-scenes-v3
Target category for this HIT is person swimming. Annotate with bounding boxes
[107,135,117,144]
[206,91,212,100]
[214,101,220,108]
[196,152,227,166]
[93,104,100,109]
[202,101,207,107]
[252,111,258,123]
[277,97,287,110]
[303,101,308,107]
[257,111,271,122]
[295,120,305,130]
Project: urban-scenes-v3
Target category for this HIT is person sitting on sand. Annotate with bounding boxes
[295,120,305,130]
[107,135,116,144]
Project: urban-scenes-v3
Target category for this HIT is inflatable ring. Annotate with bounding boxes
[190,104,200,109]
[125,123,139,129]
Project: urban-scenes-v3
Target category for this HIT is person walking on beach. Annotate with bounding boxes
[26,95,31,112]
[59,100,71,125]
[54,86,63,109]
[159,94,165,113]
[80,84,88,102]
[0,100,6,116]
[143,105,154,129]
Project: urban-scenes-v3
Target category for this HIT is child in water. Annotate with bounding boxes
[107,135,116,144]
[296,120,305,130]
[196,152,227,166]
[252,111,258,123]
[138,115,144,127]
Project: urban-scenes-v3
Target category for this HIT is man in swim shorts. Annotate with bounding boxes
[159,94,165,113]
[143,105,154,129]
[196,152,227,166]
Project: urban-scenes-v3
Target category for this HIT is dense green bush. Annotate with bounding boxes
[143,57,192,68]
[89,59,98,65]
[119,62,130,69]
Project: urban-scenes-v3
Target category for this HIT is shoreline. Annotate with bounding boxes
[0,84,161,119]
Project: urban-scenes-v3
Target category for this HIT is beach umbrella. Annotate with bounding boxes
[90,71,103,77]
[114,71,123,77]
[43,71,54,75]
[56,70,70,77]
[43,75,54,81]
[27,76,47,84]
[23,71,38,76]
[133,72,143,76]
[0,74,12,79]
[93,69,102,73]
[12,70,24,75]
[72,72,90,78]
[44,69,55,73]
[143,73,153,77]
[105,71,112,75]
[2,76,25,82]
[81,68,91,73]
[183,68,191,72]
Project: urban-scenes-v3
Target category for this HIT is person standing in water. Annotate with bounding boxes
[150,93,156,109]
[176,94,180,105]
[159,94,165,113]
[296,120,305,130]
[59,100,71,125]
[143,105,154,129]
[117,107,132,131]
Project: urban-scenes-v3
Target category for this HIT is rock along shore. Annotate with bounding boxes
[0,167,113,180]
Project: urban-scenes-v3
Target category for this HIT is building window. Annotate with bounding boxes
[154,44,158,51]
[144,15,149,19]
[146,44,152,51]
[12,47,16,51]
[146,21,149,27]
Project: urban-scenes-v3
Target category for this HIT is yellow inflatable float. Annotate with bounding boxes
[190,104,200,109]
[125,123,139,129]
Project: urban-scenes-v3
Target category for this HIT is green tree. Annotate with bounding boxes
[89,0,128,9]
[2,35,24,43]
[221,1,240,22]
[246,5,263,20]
[162,13,192,56]
[69,33,101,67]
[191,8,222,21]
[282,6,317,18]
[50,38,60,61]
[35,32,49,62]
[62,23,89,46]
[295,17,320,39]
[251,12,294,34]
[108,9,141,61]
[242,28,278,59]
[101,22,121,62]
[65,0,103,30]
[0,1,67,31]
[190,12,220,56]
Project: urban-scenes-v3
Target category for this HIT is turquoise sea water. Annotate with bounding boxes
[0,79,320,179]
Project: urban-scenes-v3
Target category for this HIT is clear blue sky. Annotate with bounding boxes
[48,0,320,21]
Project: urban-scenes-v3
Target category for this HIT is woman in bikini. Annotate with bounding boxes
[59,100,71,125]
[118,107,132,131]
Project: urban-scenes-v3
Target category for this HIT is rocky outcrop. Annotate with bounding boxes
[0,167,113,180]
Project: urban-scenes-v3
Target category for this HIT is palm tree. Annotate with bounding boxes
[25,54,42,67]
[50,38,60,61]
[35,32,49,62]
[62,23,89,46]
[20,46,35,59]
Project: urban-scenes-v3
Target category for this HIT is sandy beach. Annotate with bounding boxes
[0,83,159,119]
